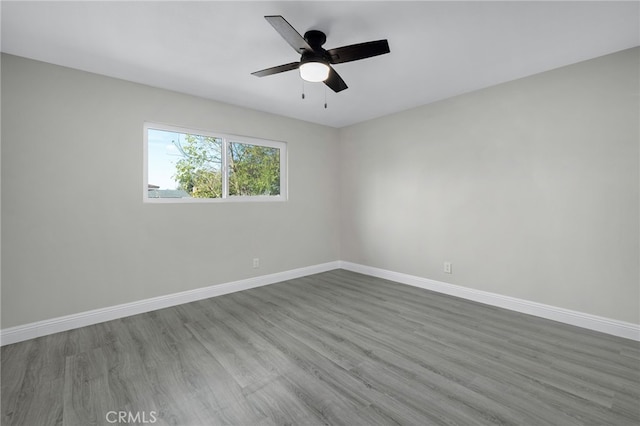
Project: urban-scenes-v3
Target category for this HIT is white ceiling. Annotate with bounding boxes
[2,1,639,128]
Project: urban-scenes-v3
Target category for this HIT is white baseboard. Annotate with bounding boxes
[3,259,638,345]
[0,261,341,346]
[340,261,640,342]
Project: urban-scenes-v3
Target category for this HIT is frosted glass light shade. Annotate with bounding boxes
[299,61,330,82]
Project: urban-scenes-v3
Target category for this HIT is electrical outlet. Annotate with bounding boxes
[252,258,260,268]
[444,262,452,274]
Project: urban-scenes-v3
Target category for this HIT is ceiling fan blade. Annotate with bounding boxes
[251,62,300,77]
[264,15,312,54]
[324,66,348,93]
[327,40,390,64]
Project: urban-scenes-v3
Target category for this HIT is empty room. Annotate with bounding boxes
[1,1,639,425]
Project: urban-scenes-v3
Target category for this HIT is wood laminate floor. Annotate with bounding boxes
[2,270,639,425]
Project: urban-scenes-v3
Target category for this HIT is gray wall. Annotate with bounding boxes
[339,48,639,324]
[1,54,341,328]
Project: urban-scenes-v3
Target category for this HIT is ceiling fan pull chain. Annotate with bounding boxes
[301,80,305,99]
[324,86,327,109]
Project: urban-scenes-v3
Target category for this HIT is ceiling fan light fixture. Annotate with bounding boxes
[299,60,330,82]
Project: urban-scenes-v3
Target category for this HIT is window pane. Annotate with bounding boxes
[147,128,222,199]
[228,141,281,196]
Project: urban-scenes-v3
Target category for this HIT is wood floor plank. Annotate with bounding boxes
[185,320,279,389]
[220,293,440,425]
[197,297,402,425]
[2,269,639,425]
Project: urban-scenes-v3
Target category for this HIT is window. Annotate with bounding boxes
[144,123,287,202]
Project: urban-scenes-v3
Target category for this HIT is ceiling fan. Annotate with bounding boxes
[252,15,390,93]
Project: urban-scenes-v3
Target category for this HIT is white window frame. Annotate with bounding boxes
[143,122,287,203]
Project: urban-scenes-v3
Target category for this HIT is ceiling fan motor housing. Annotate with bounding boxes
[300,50,330,67]
[301,30,330,66]
[303,30,327,49]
